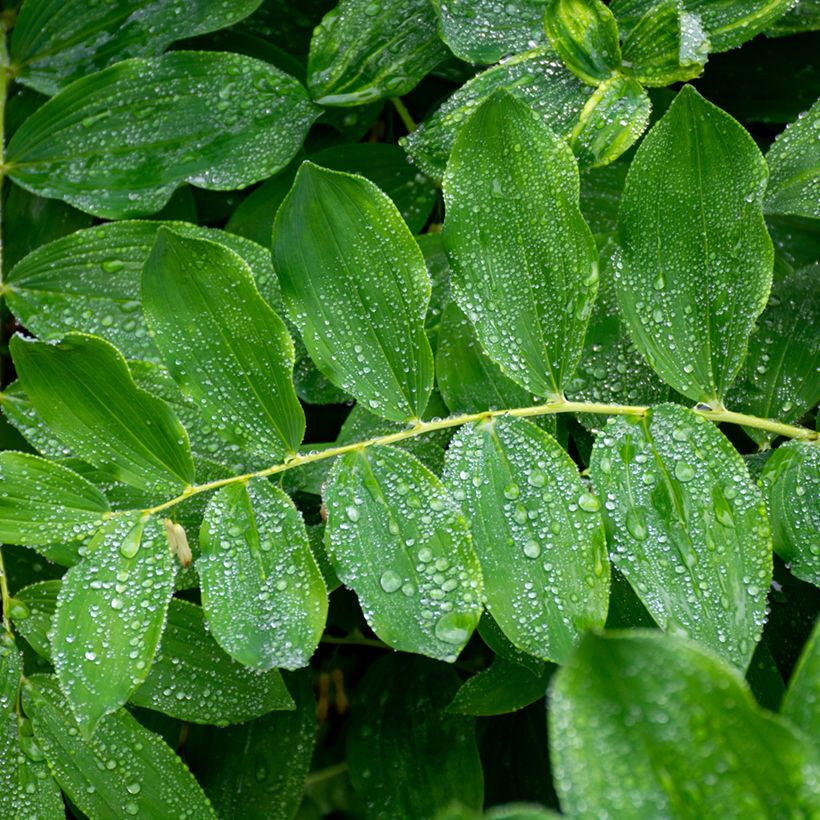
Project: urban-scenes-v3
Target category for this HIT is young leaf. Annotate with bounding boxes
[6,52,319,218]
[590,404,771,669]
[51,515,176,736]
[0,451,109,547]
[143,228,304,462]
[760,441,820,588]
[10,333,195,496]
[307,0,448,105]
[549,631,820,817]
[273,163,434,423]
[615,85,772,406]
[445,416,609,662]
[544,0,622,85]
[765,97,820,219]
[781,618,820,743]
[442,91,598,400]
[347,655,484,817]
[23,674,217,818]
[10,0,263,95]
[325,445,483,661]
[198,479,327,671]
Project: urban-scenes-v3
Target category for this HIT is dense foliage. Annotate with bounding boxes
[0,1,818,817]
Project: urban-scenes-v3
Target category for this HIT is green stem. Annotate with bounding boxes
[305,762,348,786]
[320,634,390,650]
[390,96,417,133]
[0,21,10,636]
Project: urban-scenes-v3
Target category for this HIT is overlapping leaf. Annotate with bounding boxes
[781,618,820,742]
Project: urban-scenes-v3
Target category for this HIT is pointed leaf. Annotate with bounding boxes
[615,86,772,405]
[11,333,194,495]
[590,404,771,669]
[273,163,434,422]
[443,91,598,399]
[6,52,319,218]
[781,618,820,743]
[199,480,327,671]
[325,445,483,661]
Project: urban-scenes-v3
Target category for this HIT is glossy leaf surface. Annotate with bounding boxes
[781,618,820,742]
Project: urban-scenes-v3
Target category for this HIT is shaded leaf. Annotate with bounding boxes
[766,0,820,35]
[781,617,820,743]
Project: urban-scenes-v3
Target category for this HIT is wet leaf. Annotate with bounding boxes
[781,617,820,743]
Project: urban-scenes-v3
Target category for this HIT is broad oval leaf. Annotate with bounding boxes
[0,451,109,547]
[760,441,820,587]
[307,0,448,105]
[590,404,771,669]
[615,85,773,405]
[325,445,484,661]
[273,163,434,423]
[444,416,609,662]
[549,631,820,817]
[199,479,328,671]
[51,515,176,736]
[10,0,263,95]
[143,228,304,462]
[443,91,598,400]
[781,618,820,743]
[6,52,320,218]
[23,674,217,818]
[10,333,194,495]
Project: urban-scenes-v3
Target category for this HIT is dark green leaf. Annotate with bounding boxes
[9,580,61,660]
[11,333,195,496]
[325,445,483,661]
[273,163,435,423]
[550,631,820,817]
[418,234,452,352]
[443,91,598,399]
[6,52,319,218]
[579,161,628,239]
[590,404,771,669]
[766,0,820,35]
[781,617,820,743]
[616,86,772,405]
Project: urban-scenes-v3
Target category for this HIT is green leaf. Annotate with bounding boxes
[51,515,176,736]
[549,630,820,817]
[347,655,483,817]
[143,228,304,463]
[781,618,820,743]
[544,0,622,85]
[5,220,280,363]
[442,91,598,400]
[9,580,61,660]
[766,0,820,36]
[615,85,772,405]
[6,52,319,218]
[435,0,548,64]
[307,0,447,105]
[10,0,264,95]
[199,479,327,671]
[444,416,609,661]
[402,47,593,181]
[273,163,435,423]
[11,333,195,496]
[325,445,483,661]
[24,674,217,818]
[760,441,820,587]
[0,451,109,547]
[765,98,820,219]
[590,404,771,669]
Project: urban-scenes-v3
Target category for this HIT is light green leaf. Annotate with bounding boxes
[435,0,548,64]
[6,52,319,218]
[402,47,593,181]
[347,655,483,817]
[24,674,217,818]
[550,631,820,817]
[544,0,621,84]
[143,228,304,463]
[615,85,772,405]
[4,220,279,363]
[781,618,820,743]
[199,479,327,671]
[10,0,263,95]
[325,445,483,661]
[590,404,771,669]
[0,451,109,547]
[444,416,609,662]
[51,515,176,736]
[765,98,820,219]
[307,0,448,105]
[11,333,195,496]
[8,580,61,660]
[760,441,820,587]
[0,638,21,720]
[442,91,598,399]
[273,163,434,423]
